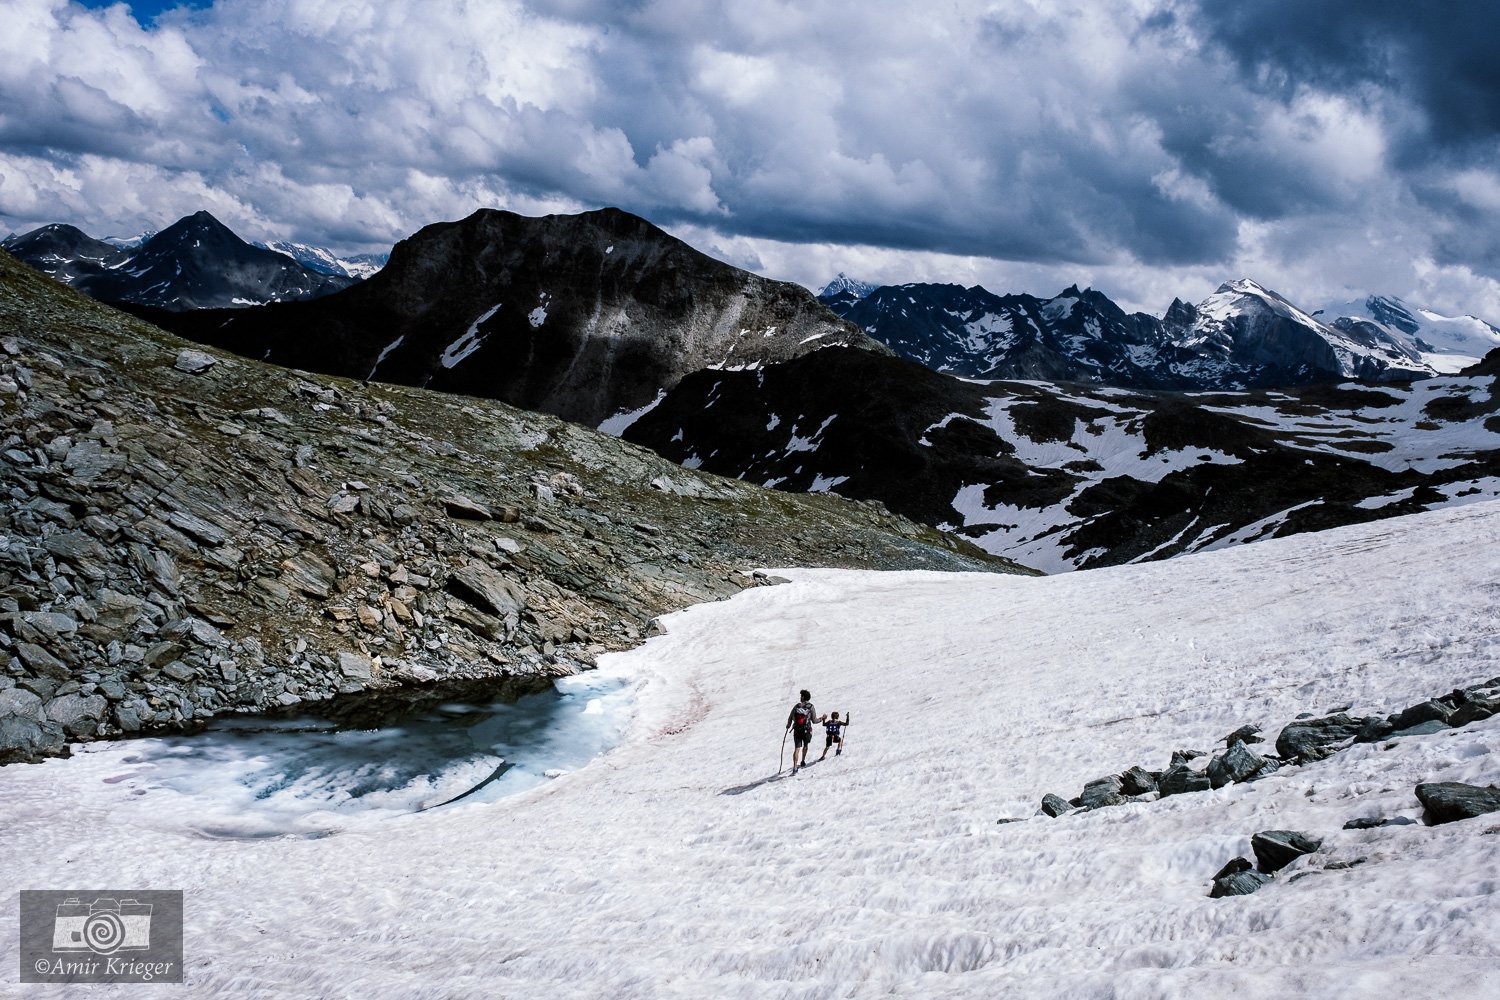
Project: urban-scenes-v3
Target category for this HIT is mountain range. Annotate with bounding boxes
[615,344,1500,570]
[7,204,1500,575]
[822,274,1500,389]
[1,212,371,310]
[819,274,1500,389]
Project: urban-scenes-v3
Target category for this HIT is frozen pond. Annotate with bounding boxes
[57,671,635,840]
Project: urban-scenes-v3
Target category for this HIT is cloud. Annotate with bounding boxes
[1,0,1498,324]
[1195,0,1500,157]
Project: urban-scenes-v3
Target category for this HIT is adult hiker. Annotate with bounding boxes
[785,689,819,774]
[819,711,850,760]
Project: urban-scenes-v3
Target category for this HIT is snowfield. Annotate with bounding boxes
[5,503,1500,997]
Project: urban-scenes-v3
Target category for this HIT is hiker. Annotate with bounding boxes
[786,689,818,773]
[819,711,850,760]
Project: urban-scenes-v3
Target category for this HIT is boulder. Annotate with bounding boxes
[0,687,65,762]
[1210,868,1272,898]
[446,563,527,620]
[1080,775,1125,810]
[1207,740,1265,788]
[1449,698,1499,728]
[20,612,77,637]
[14,641,70,679]
[1222,724,1263,746]
[38,530,106,561]
[113,700,145,732]
[1251,830,1322,873]
[338,651,373,680]
[443,494,493,520]
[1415,782,1500,825]
[1275,712,1365,761]
[45,692,108,738]
[1213,856,1252,880]
[1342,815,1416,830]
[1169,749,1207,767]
[160,661,195,683]
[1158,764,1212,797]
[1354,716,1395,744]
[1120,766,1158,796]
[94,589,144,629]
[1390,699,1453,730]
[1040,793,1075,818]
[174,349,217,373]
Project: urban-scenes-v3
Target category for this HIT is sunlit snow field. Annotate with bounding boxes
[4,502,1500,997]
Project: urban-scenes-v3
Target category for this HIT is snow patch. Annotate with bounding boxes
[367,335,404,381]
[441,304,501,369]
[597,390,667,437]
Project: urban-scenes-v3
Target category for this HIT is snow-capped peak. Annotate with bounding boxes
[817,273,876,301]
[102,229,157,250]
[256,241,387,280]
[1197,277,1325,329]
[1325,293,1500,374]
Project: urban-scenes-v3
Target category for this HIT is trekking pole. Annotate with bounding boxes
[779,727,789,773]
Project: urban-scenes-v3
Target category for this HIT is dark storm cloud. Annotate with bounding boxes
[1195,0,1500,158]
[3,0,1500,321]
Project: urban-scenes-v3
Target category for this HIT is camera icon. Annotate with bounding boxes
[51,898,153,955]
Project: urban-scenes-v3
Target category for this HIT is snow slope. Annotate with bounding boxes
[1326,294,1500,374]
[4,503,1500,997]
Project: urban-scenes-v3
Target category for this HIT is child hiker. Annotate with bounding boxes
[819,711,850,760]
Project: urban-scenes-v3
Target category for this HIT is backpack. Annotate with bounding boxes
[791,704,810,728]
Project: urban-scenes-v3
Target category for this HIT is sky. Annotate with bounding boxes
[2,0,1500,319]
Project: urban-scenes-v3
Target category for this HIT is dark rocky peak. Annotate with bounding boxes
[1163,297,1198,330]
[3,223,117,262]
[140,207,877,427]
[143,211,252,256]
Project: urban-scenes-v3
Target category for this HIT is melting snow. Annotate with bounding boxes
[367,335,404,381]
[441,304,501,368]
[785,414,837,453]
[598,390,667,437]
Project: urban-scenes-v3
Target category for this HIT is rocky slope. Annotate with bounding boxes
[0,249,1016,764]
[825,278,1432,388]
[3,212,355,310]
[621,344,1500,571]
[140,208,882,428]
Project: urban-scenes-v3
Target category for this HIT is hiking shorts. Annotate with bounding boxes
[825,732,842,748]
[792,724,812,748]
